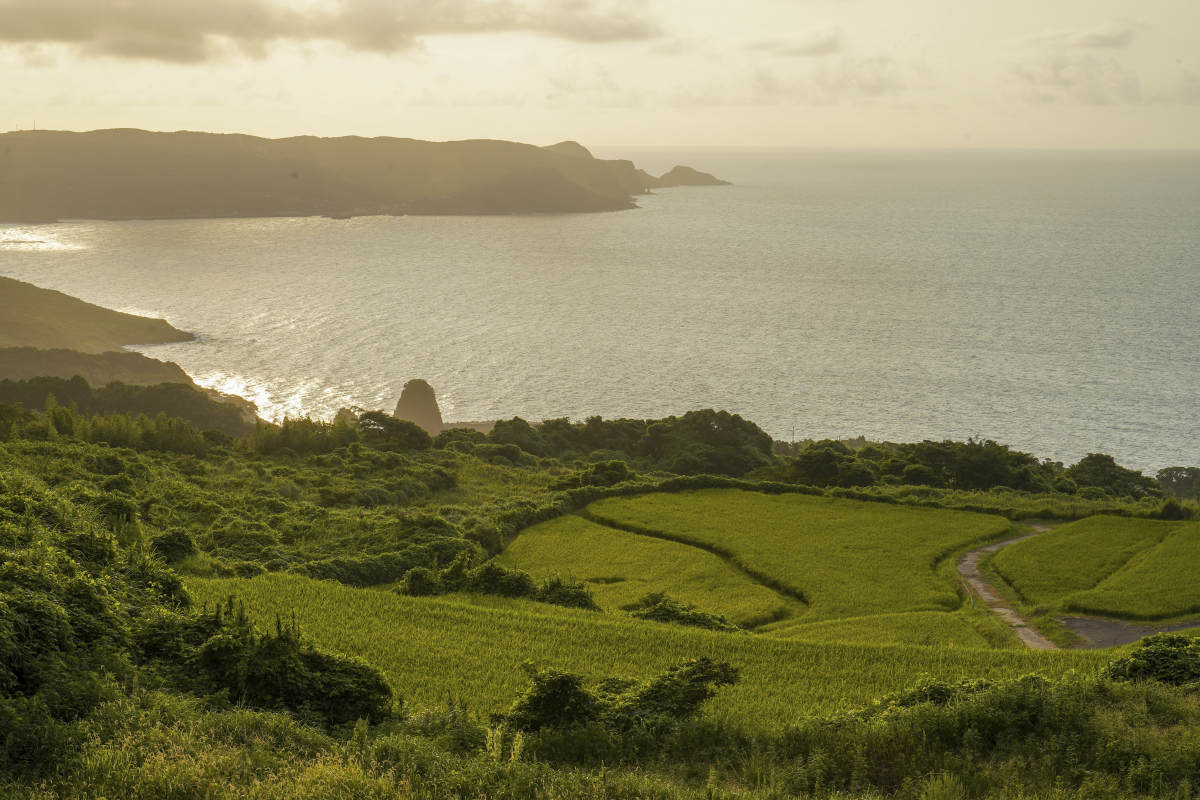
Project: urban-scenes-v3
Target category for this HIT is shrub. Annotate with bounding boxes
[500,657,739,733]
[150,529,199,564]
[187,603,394,726]
[1106,633,1200,685]
[533,576,600,611]
[624,593,741,633]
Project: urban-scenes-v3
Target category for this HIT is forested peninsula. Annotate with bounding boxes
[0,130,730,222]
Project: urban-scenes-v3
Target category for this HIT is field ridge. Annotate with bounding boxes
[579,507,811,605]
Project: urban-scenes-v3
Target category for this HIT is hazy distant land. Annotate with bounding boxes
[0,130,730,222]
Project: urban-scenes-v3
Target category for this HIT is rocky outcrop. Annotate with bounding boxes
[393,379,445,435]
[639,165,732,189]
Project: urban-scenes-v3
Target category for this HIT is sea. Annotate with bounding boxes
[2,148,1198,473]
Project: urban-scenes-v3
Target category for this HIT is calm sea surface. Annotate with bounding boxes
[3,148,1198,472]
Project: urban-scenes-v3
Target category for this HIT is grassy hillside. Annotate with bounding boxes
[994,516,1181,607]
[189,573,1107,731]
[0,276,194,353]
[585,490,1013,622]
[499,514,797,628]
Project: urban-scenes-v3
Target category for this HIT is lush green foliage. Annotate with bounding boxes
[758,437,1170,500]
[1159,466,1200,500]
[188,573,1108,730]
[0,463,396,779]
[994,517,1181,607]
[500,657,739,733]
[586,490,1012,621]
[499,514,794,628]
[487,410,774,477]
[398,555,601,611]
[1065,453,1165,499]
[625,593,742,633]
[1106,633,1200,685]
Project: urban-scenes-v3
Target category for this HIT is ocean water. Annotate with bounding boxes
[2,148,1198,473]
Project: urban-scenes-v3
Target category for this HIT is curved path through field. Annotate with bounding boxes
[955,525,1057,650]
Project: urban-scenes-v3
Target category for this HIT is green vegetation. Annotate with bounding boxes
[1067,525,1200,620]
[5,392,1200,799]
[587,490,1012,621]
[0,276,193,353]
[759,436,1167,499]
[994,517,1181,607]
[994,517,1200,622]
[499,514,794,628]
[189,572,1104,730]
[761,611,997,649]
[0,375,252,437]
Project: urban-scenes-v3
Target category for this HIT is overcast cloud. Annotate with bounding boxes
[0,0,1196,148]
[0,0,662,62]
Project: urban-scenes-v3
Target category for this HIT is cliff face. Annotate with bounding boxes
[0,277,195,353]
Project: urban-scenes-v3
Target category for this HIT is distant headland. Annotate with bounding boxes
[0,130,730,222]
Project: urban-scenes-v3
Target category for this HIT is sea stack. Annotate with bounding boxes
[393,379,444,435]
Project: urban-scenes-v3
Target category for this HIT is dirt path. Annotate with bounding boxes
[956,525,1057,650]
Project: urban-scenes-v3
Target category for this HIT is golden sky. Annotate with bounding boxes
[2,0,1198,148]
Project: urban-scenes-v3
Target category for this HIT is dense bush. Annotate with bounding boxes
[500,657,740,733]
[1105,633,1200,685]
[624,592,741,633]
[397,558,600,611]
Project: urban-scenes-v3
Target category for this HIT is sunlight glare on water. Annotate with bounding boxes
[2,148,1198,472]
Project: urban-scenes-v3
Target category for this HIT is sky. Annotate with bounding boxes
[1,0,1198,148]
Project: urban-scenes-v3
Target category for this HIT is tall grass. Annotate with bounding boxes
[499,515,798,628]
[586,490,1013,622]
[188,573,1110,732]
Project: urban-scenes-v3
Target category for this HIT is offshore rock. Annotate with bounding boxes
[393,379,444,435]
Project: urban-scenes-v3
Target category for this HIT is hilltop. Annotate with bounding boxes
[0,130,730,221]
[0,276,194,353]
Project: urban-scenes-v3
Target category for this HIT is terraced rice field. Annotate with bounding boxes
[995,517,1200,621]
[190,573,1108,731]
[584,490,1013,622]
[1065,525,1200,620]
[498,514,799,627]
[993,517,1180,607]
[760,611,996,649]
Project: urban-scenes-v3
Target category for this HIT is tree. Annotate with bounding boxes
[357,411,431,450]
[1157,467,1200,500]
[1065,453,1162,499]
